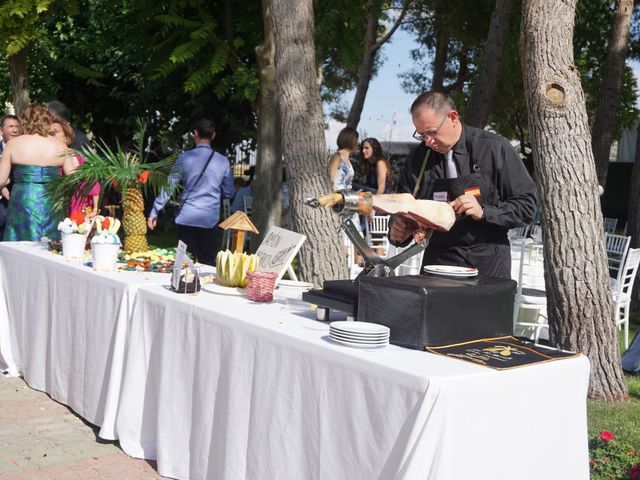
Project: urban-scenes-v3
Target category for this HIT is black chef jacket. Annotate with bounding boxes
[391,122,537,279]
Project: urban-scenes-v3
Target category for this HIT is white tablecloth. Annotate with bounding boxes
[0,242,173,439]
[116,285,590,480]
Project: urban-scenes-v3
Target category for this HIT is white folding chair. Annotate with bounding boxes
[603,217,618,234]
[508,225,530,242]
[221,198,232,250]
[513,240,548,343]
[613,248,640,349]
[605,233,631,288]
[243,196,253,218]
[367,215,390,257]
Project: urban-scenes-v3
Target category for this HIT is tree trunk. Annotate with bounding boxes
[431,10,448,91]
[521,0,628,401]
[628,121,640,309]
[252,0,283,249]
[8,47,30,116]
[591,0,634,187]
[466,0,517,128]
[346,0,407,130]
[346,0,378,130]
[270,0,347,285]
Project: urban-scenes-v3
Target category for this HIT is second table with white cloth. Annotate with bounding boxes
[0,242,179,439]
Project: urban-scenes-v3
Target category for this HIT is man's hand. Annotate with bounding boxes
[450,194,484,221]
[1,187,9,200]
[390,215,433,245]
[147,216,157,230]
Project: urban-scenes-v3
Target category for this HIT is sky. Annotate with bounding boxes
[325,29,640,150]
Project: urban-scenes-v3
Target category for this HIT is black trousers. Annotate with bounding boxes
[176,223,219,266]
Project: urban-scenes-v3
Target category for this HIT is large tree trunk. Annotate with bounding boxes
[8,47,30,116]
[521,0,628,401]
[431,10,448,91]
[591,0,634,187]
[346,0,407,130]
[270,0,347,285]
[628,121,640,309]
[252,0,282,249]
[466,0,516,128]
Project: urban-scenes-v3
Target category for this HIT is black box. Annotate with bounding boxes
[357,274,516,349]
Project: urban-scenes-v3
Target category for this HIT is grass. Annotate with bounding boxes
[587,316,640,447]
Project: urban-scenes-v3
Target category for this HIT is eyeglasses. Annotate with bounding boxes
[412,113,449,142]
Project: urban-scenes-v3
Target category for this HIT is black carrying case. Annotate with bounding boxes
[357,274,516,349]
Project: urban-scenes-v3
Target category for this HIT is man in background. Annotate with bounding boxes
[147,118,234,265]
[46,100,89,151]
[0,115,19,239]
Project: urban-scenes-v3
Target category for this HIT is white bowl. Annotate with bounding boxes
[91,243,120,271]
[61,233,86,258]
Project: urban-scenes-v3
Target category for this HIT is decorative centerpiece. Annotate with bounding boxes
[216,250,259,287]
[91,216,122,271]
[58,211,91,258]
[47,121,177,254]
[121,248,175,273]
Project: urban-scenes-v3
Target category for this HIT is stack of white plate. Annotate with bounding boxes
[329,321,390,349]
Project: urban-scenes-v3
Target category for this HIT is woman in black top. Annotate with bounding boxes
[361,137,392,194]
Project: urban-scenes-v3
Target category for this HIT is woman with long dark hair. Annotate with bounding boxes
[361,137,392,194]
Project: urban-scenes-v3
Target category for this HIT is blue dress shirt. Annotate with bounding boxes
[150,143,234,228]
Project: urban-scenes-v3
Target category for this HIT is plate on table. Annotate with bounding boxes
[423,265,479,277]
[202,281,247,296]
[329,321,390,335]
[329,330,389,343]
[328,335,388,349]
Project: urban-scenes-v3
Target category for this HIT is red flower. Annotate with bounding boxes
[70,210,85,225]
[630,462,640,479]
[633,450,638,457]
[110,178,118,188]
[138,170,150,184]
[101,218,111,230]
[599,431,615,442]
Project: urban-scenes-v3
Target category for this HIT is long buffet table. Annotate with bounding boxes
[0,242,590,480]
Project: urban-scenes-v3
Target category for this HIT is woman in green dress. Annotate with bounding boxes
[0,104,76,241]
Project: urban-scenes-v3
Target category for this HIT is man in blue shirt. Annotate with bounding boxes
[148,118,234,265]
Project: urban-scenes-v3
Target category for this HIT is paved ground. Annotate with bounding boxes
[0,374,168,479]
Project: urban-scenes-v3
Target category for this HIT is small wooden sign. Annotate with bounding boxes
[255,226,306,281]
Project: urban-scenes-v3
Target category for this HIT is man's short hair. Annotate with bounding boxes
[0,114,18,128]
[336,126,359,150]
[192,118,216,139]
[410,91,456,115]
[46,100,71,123]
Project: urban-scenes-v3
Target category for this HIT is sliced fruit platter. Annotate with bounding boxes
[119,248,176,273]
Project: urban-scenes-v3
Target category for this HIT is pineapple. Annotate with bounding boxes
[46,120,178,253]
[122,188,148,253]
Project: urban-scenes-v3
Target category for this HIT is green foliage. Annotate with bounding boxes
[589,432,638,480]
[46,120,178,217]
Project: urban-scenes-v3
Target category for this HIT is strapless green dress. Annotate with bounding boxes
[3,165,61,241]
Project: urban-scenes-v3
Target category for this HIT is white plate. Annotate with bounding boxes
[329,330,389,341]
[329,321,390,335]
[329,336,388,349]
[423,265,479,277]
[277,279,314,289]
[329,327,389,339]
[202,282,247,296]
[329,332,389,344]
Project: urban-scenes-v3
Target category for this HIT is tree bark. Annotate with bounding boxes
[252,0,283,249]
[8,47,30,116]
[346,0,407,130]
[431,9,448,91]
[270,0,347,285]
[521,0,628,401]
[591,0,634,187]
[466,0,517,128]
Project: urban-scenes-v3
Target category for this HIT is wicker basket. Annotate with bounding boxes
[247,271,278,302]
